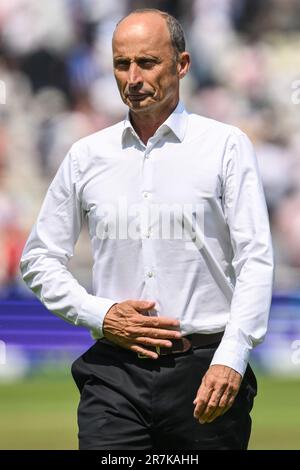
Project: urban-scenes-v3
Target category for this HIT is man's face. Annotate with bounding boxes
[112,13,183,115]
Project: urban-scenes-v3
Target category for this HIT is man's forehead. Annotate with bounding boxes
[113,33,172,58]
[113,45,162,58]
[113,13,171,49]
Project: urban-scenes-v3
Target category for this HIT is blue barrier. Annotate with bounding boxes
[0,300,93,364]
[0,295,300,372]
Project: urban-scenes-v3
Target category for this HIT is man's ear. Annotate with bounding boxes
[177,52,191,79]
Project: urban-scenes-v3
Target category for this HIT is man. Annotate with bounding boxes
[20,9,274,450]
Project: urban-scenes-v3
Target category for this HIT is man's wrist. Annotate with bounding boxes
[210,342,250,377]
[76,295,117,337]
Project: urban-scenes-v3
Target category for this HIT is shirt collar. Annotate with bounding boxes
[122,100,188,145]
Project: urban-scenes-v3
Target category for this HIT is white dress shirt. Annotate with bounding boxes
[20,101,274,376]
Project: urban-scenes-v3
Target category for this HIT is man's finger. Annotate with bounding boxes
[193,385,213,421]
[135,336,173,348]
[218,387,237,409]
[130,344,159,359]
[196,388,224,422]
[128,326,182,339]
[137,314,181,329]
[219,397,235,416]
[126,299,156,312]
[205,392,237,423]
[105,336,159,360]
[204,398,230,423]
[218,392,237,415]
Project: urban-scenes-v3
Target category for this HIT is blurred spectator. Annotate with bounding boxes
[0,0,299,294]
[0,154,26,293]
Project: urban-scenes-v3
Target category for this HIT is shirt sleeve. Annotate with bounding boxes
[20,148,116,337]
[210,131,274,376]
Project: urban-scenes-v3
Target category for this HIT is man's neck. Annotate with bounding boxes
[129,101,178,145]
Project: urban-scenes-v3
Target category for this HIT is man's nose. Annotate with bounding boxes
[128,63,143,88]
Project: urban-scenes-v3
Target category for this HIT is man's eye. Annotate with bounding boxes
[139,60,155,69]
[114,62,130,70]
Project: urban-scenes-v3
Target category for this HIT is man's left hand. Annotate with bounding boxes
[193,364,242,424]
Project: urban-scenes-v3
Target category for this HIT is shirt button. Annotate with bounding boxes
[147,271,154,278]
[145,230,151,238]
[143,192,149,198]
[145,154,150,159]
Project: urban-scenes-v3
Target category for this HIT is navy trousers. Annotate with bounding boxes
[71,339,257,450]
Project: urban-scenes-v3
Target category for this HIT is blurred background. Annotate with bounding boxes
[0,0,300,450]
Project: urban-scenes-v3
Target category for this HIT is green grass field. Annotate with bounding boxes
[0,368,299,449]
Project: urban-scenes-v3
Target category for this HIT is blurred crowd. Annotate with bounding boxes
[0,0,300,297]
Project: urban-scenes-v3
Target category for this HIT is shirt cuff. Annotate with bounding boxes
[75,294,117,338]
[210,340,250,377]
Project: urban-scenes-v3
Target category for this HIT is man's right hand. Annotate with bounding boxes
[102,300,182,359]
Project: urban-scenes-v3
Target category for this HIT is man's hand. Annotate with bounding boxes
[103,299,182,359]
[193,364,242,424]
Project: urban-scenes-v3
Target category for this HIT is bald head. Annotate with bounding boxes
[113,9,186,59]
[113,12,173,62]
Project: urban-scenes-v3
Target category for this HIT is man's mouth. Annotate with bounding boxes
[127,94,151,101]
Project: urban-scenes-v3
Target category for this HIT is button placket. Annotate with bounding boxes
[141,141,157,307]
